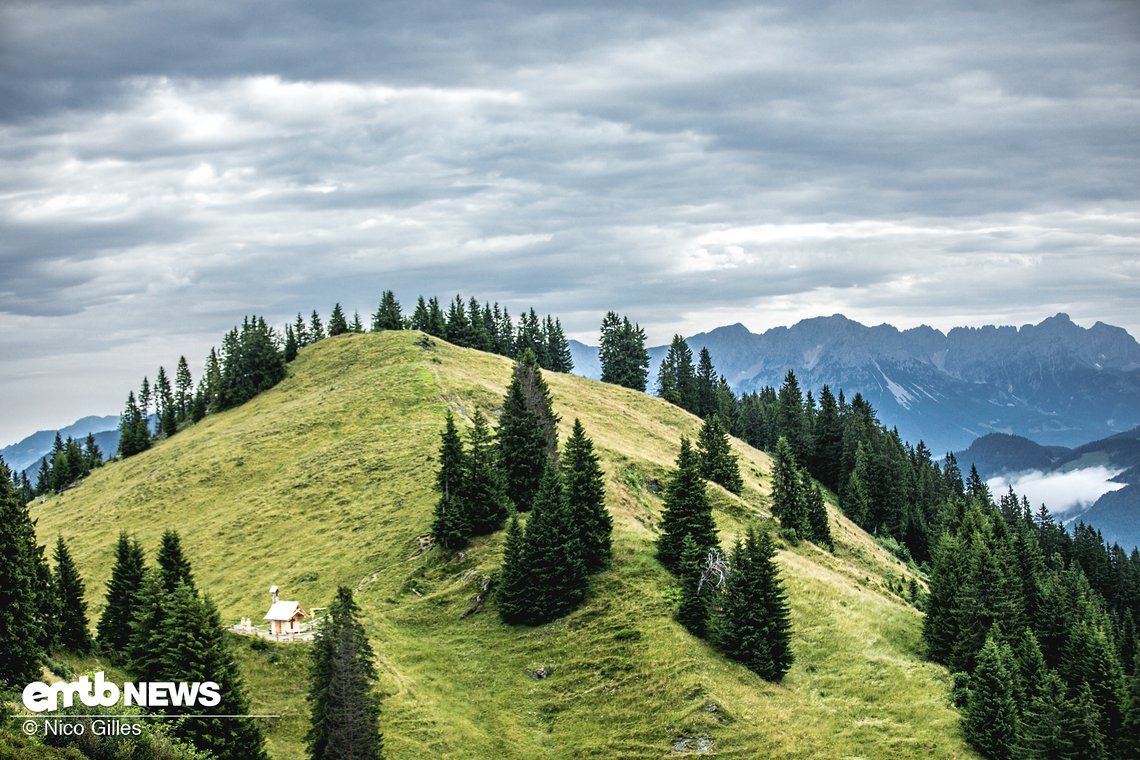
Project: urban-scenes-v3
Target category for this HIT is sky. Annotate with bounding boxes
[1,0,1139,446]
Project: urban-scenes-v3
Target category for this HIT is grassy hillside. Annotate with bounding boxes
[31,331,973,758]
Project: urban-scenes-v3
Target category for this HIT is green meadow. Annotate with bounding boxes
[32,331,974,758]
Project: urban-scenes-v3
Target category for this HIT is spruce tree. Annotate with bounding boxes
[465,410,510,535]
[308,586,383,760]
[328,303,349,336]
[156,529,196,593]
[713,527,793,681]
[598,311,649,391]
[156,366,177,438]
[310,310,326,341]
[562,419,611,571]
[676,535,710,637]
[0,456,48,687]
[127,569,168,680]
[431,411,471,550]
[697,414,743,494]
[158,585,268,760]
[1122,654,1140,759]
[411,296,430,332]
[546,318,574,373]
[657,334,695,409]
[498,349,559,511]
[516,460,588,625]
[53,535,92,654]
[694,347,717,418]
[372,290,403,331]
[175,355,194,419]
[351,310,364,333]
[285,324,299,362]
[1018,669,1076,758]
[294,312,310,347]
[96,532,146,661]
[804,476,833,550]
[117,390,150,458]
[657,438,718,572]
[770,436,806,535]
[964,632,1019,760]
[427,297,446,337]
[496,515,529,624]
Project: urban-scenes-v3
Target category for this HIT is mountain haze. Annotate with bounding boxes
[574,313,1140,454]
[29,331,968,758]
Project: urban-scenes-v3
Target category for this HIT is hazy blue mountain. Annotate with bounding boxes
[956,433,1071,479]
[2,415,120,473]
[571,313,1140,454]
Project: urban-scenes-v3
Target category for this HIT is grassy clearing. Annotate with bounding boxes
[32,331,973,758]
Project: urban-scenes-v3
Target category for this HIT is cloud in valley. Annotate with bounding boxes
[988,467,1128,516]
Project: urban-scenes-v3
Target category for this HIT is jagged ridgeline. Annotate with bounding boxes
[22,319,975,758]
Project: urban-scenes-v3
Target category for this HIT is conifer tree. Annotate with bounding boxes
[924,532,968,665]
[694,347,717,418]
[1018,668,1076,759]
[964,632,1019,760]
[156,365,177,438]
[351,310,364,333]
[372,290,403,331]
[804,475,833,550]
[158,585,268,760]
[411,296,430,332]
[0,457,49,687]
[505,460,587,625]
[427,297,446,337]
[285,324,299,362]
[657,438,718,572]
[562,419,611,570]
[697,414,743,494]
[310,310,326,341]
[465,410,510,535]
[156,529,196,593]
[294,312,310,347]
[546,318,574,373]
[328,303,349,336]
[598,311,649,391]
[676,535,710,637]
[496,515,529,624]
[139,375,152,424]
[308,586,383,760]
[127,569,168,680]
[117,390,150,458]
[445,295,470,346]
[1122,654,1140,759]
[175,356,193,421]
[431,412,471,550]
[96,532,146,661]
[770,437,806,535]
[776,369,807,463]
[53,535,92,654]
[713,527,793,681]
[657,334,695,409]
[498,349,559,511]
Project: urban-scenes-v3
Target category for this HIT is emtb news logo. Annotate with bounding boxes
[22,671,221,713]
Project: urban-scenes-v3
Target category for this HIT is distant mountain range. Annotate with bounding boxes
[571,313,1140,455]
[1,415,121,479]
[956,427,1140,551]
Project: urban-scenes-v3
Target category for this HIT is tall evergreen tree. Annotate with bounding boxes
[496,515,529,624]
[697,414,743,494]
[498,349,559,511]
[96,532,146,661]
[497,460,587,625]
[351,310,364,333]
[431,411,471,550]
[117,390,150,458]
[158,585,268,760]
[427,297,446,337]
[294,312,310,347]
[308,586,383,760]
[657,438,718,572]
[175,356,193,421]
[411,296,431,332]
[598,311,649,391]
[328,303,349,336]
[964,632,1019,760]
[0,456,49,687]
[52,535,92,654]
[561,419,612,570]
[694,347,717,418]
[657,334,695,410]
[156,529,195,594]
[465,410,510,535]
[803,474,833,550]
[713,527,793,681]
[546,317,574,373]
[372,290,403,331]
[676,535,711,637]
[127,569,168,680]
[770,436,806,535]
[1122,653,1140,759]
[285,324,299,362]
[776,370,807,463]
[310,310,326,342]
[156,366,177,438]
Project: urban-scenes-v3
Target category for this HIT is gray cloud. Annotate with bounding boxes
[1,0,1139,444]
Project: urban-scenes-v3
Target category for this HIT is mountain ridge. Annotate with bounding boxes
[573,312,1140,453]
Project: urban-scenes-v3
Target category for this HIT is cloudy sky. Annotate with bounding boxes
[1,0,1139,446]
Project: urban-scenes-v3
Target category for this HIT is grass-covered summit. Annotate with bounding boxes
[31,331,972,758]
